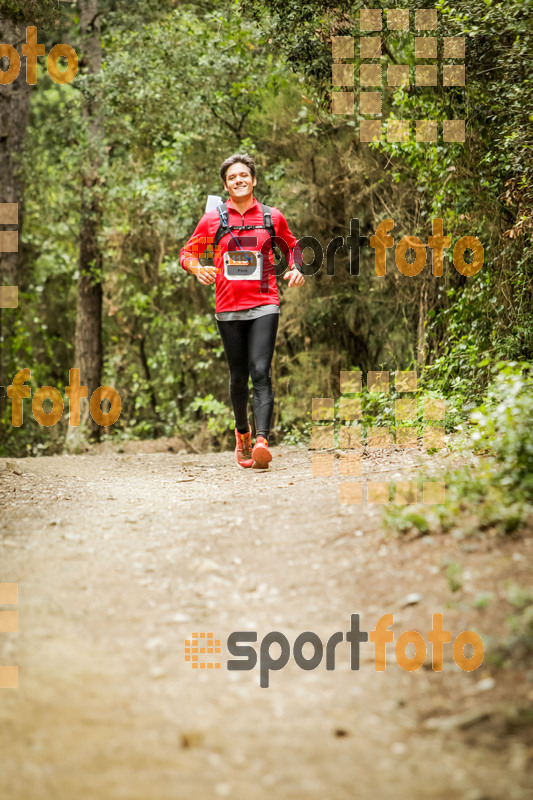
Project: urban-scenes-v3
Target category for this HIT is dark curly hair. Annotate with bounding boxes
[220,153,256,185]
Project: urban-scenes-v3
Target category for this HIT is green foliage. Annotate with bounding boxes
[486,583,533,667]
[470,363,533,500]
[1,0,305,454]
[243,0,533,380]
[1,0,532,467]
[385,363,533,538]
[445,561,463,593]
[189,394,233,439]
[505,583,533,654]
[0,0,63,27]
[473,591,493,610]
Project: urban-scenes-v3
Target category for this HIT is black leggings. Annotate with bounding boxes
[217,313,279,438]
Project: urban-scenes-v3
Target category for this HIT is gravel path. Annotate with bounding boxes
[0,445,531,799]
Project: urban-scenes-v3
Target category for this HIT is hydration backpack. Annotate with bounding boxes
[213,202,276,252]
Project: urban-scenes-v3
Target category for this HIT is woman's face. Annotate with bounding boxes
[224,162,257,201]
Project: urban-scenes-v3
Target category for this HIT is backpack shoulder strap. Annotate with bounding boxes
[214,201,276,246]
[261,203,276,243]
[214,202,229,246]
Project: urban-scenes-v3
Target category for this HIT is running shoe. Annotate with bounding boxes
[235,429,253,468]
[252,435,272,469]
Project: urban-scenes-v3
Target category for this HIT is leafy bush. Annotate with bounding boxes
[188,394,233,439]
[486,583,533,668]
[469,363,533,500]
[385,363,533,537]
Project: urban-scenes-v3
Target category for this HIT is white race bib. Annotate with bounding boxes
[223,250,263,281]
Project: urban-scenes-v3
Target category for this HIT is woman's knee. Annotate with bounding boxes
[230,371,249,394]
[250,359,271,385]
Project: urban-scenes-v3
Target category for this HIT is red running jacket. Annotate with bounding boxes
[180,196,302,313]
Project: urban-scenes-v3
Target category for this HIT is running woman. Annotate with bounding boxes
[180,153,304,469]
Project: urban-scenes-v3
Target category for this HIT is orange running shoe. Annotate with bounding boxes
[252,435,272,469]
[235,429,253,468]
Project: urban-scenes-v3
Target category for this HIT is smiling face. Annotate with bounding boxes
[224,162,257,202]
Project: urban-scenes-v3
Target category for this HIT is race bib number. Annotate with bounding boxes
[223,250,263,281]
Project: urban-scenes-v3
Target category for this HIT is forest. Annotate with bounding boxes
[0,0,532,513]
[1,2,533,798]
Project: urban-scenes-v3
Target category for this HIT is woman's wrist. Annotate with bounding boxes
[184,256,200,274]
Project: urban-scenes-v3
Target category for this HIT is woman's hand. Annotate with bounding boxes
[283,268,305,288]
[194,266,217,285]
[183,253,218,285]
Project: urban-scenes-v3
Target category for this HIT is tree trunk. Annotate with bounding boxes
[0,17,31,409]
[417,278,428,366]
[74,0,104,438]
[417,271,438,366]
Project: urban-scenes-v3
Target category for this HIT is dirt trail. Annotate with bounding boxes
[0,445,531,800]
